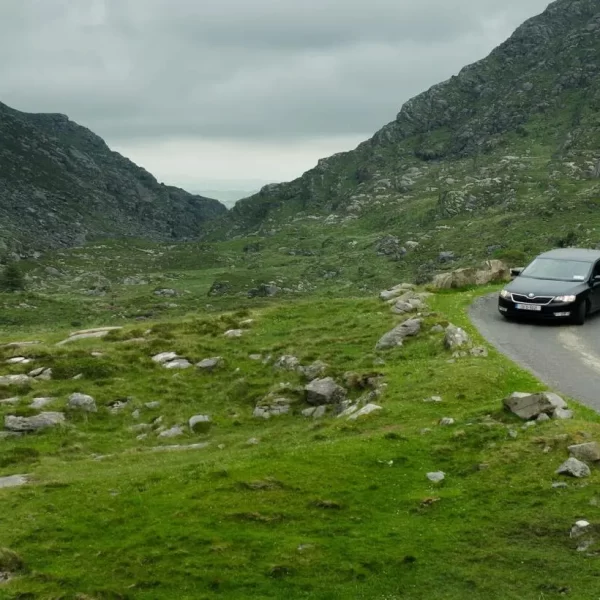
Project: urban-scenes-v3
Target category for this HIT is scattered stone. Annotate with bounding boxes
[552,482,569,489]
[0,397,19,405]
[375,318,422,350]
[154,288,177,297]
[164,359,192,369]
[438,251,455,263]
[0,475,29,489]
[5,357,30,365]
[347,403,383,420]
[274,355,301,371]
[439,417,455,426]
[537,413,551,423]
[302,406,327,418]
[35,368,52,381]
[189,415,212,433]
[570,520,591,538]
[300,360,329,380]
[5,412,65,432]
[56,328,121,345]
[68,393,97,413]
[444,325,471,350]
[196,357,224,371]
[72,373,84,380]
[28,367,45,377]
[523,421,537,429]
[224,329,244,338]
[152,352,179,364]
[91,352,104,358]
[131,409,140,420]
[129,423,152,433]
[508,429,518,439]
[246,437,260,445]
[421,428,432,435]
[249,354,263,361]
[253,399,291,419]
[424,396,443,403]
[430,325,445,334]
[553,408,574,420]
[305,377,347,405]
[137,433,148,441]
[144,401,161,410]
[544,393,568,410]
[1,341,40,349]
[556,458,591,478]
[432,260,510,289]
[158,426,184,438]
[30,397,55,409]
[0,375,32,387]
[427,472,445,483]
[379,283,415,301]
[569,442,600,463]
[150,443,210,453]
[503,392,555,420]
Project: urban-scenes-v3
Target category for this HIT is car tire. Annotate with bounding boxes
[572,301,588,326]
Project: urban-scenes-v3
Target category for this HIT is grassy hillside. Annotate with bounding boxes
[1,255,600,598]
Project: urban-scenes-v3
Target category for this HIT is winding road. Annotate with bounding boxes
[469,294,600,412]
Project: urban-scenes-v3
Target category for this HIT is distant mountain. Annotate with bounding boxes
[218,0,600,263]
[195,190,258,209]
[0,102,227,256]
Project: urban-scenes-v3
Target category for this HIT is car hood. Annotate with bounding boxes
[505,277,588,297]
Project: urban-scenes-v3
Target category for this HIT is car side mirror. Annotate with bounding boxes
[510,268,523,278]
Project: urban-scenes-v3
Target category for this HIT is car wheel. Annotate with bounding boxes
[572,301,588,326]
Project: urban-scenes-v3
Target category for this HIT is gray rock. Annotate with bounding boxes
[553,407,573,420]
[556,457,591,478]
[0,375,32,387]
[274,355,301,371]
[300,360,329,380]
[68,393,97,412]
[5,412,65,432]
[305,377,347,405]
[154,288,177,297]
[302,405,327,418]
[131,409,140,420]
[347,403,383,420]
[470,346,489,357]
[375,318,422,350]
[129,423,152,433]
[35,368,53,381]
[5,357,30,365]
[196,357,224,371]
[379,283,415,301]
[424,396,443,403]
[56,330,115,345]
[552,482,568,489]
[544,392,568,410]
[152,351,179,364]
[569,442,600,463]
[30,397,55,409]
[444,325,471,349]
[164,359,192,369]
[189,415,212,433]
[28,367,45,377]
[246,437,260,445]
[224,329,244,338]
[249,354,263,361]
[503,392,554,420]
[570,520,591,538]
[0,397,19,405]
[0,474,29,489]
[427,471,446,483]
[439,417,455,426]
[537,413,551,423]
[144,401,161,410]
[431,325,445,334]
[438,251,455,263]
[159,426,185,438]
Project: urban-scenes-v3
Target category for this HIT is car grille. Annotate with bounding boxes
[511,294,554,305]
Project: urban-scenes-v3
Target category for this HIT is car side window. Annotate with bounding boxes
[593,262,600,280]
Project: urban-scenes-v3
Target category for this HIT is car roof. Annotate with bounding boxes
[537,248,600,263]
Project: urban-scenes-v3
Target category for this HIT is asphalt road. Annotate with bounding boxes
[469,293,600,412]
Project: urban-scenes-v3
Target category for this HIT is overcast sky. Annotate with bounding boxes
[1,0,551,193]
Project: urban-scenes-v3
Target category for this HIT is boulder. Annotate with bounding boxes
[302,406,327,419]
[299,360,329,380]
[556,457,591,478]
[375,318,422,350]
[68,393,97,413]
[189,415,212,433]
[152,352,179,364]
[5,412,65,432]
[444,325,471,349]
[569,442,600,463]
[0,375,32,387]
[553,408,574,420]
[379,283,415,301]
[274,355,301,371]
[254,398,292,419]
[347,404,382,420]
[35,369,53,381]
[196,357,224,371]
[305,378,347,405]
[503,392,555,420]
[432,260,510,289]
[164,359,192,370]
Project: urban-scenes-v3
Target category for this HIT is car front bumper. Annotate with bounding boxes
[498,296,578,319]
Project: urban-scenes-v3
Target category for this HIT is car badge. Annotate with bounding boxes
[528,293,534,298]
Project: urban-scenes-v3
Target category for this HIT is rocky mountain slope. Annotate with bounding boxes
[220,0,600,266]
[0,102,227,256]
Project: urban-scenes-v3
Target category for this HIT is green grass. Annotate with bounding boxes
[1,282,600,599]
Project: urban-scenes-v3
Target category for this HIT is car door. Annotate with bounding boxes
[590,261,600,312]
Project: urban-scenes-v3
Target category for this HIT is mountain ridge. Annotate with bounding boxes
[0,102,227,256]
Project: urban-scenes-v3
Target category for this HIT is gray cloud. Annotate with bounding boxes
[1,0,551,143]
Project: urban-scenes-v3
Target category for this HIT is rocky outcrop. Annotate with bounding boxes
[0,102,227,254]
[432,261,511,290]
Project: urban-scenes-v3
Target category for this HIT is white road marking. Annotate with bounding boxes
[557,329,600,375]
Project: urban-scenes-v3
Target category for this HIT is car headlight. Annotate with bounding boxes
[500,289,512,299]
[554,295,576,303]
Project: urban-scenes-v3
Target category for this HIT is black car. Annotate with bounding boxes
[498,248,600,325]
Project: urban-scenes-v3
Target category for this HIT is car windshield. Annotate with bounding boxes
[520,258,591,282]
